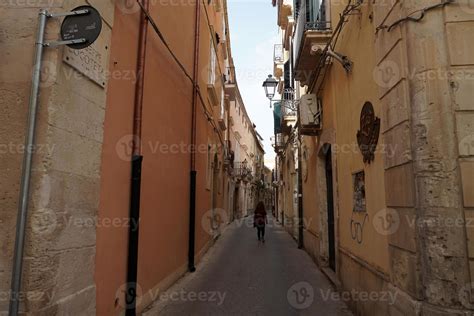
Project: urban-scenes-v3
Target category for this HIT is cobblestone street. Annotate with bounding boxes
[144,217,352,316]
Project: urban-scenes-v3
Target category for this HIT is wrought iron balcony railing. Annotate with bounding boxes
[294,1,331,52]
[293,0,332,85]
[234,162,252,181]
[272,133,285,153]
[281,88,297,118]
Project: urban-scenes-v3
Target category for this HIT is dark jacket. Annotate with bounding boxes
[254,209,267,227]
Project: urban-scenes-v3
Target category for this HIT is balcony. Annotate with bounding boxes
[272,133,285,153]
[278,0,293,30]
[281,88,297,134]
[274,44,284,79]
[223,145,235,175]
[234,162,253,183]
[294,1,332,86]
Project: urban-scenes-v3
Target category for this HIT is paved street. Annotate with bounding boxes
[144,216,352,316]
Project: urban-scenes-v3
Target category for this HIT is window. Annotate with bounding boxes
[206,143,213,190]
[220,89,225,119]
[208,39,217,85]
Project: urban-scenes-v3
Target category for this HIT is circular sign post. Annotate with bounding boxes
[61,5,102,49]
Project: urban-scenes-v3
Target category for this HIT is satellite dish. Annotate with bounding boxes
[61,5,102,50]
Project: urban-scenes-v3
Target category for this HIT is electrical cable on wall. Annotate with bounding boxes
[375,0,454,33]
[135,0,226,146]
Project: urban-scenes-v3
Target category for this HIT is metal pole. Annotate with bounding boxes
[9,9,48,316]
[297,131,304,249]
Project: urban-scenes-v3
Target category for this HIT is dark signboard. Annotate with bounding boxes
[61,6,102,50]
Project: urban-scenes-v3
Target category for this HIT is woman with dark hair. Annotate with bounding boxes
[254,202,268,242]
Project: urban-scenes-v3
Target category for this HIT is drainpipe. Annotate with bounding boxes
[188,0,201,273]
[9,10,48,316]
[274,153,278,221]
[125,0,149,314]
[297,132,304,249]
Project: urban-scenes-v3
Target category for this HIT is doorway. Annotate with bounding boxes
[233,186,239,220]
[211,154,220,235]
[324,145,336,271]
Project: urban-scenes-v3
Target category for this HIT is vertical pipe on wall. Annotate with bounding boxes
[188,0,201,273]
[126,0,149,314]
[297,133,304,249]
[275,154,279,221]
[9,10,48,316]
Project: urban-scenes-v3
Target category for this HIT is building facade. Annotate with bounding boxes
[272,0,474,314]
[0,0,264,315]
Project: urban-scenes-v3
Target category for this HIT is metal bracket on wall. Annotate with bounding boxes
[376,0,454,33]
[327,47,353,73]
[43,9,90,47]
[43,38,86,47]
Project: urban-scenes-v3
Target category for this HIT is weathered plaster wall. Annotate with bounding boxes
[374,0,474,313]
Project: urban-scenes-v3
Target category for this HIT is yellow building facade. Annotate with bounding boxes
[272,0,474,314]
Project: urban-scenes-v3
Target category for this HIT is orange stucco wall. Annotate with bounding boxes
[96,2,228,314]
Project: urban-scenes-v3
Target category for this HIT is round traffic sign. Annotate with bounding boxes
[61,5,102,50]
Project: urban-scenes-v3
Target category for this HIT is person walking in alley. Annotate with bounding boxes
[254,202,268,242]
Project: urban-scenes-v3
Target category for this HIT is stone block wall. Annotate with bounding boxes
[374,0,474,313]
[0,1,114,313]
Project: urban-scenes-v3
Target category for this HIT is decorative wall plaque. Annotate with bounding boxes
[357,102,380,164]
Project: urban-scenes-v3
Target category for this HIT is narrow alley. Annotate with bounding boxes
[2,0,474,315]
[144,216,352,316]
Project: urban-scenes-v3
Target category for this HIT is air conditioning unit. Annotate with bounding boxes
[299,94,322,136]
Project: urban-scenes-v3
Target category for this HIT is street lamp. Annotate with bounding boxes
[262,74,278,106]
[262,75,297,111]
